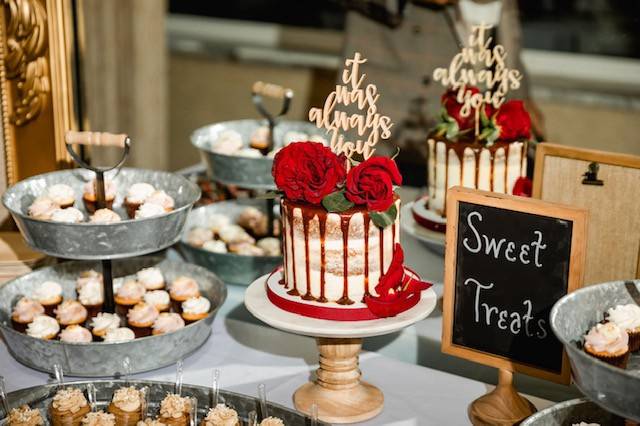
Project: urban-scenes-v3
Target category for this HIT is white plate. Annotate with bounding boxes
[244,273,437,339]
[400,202,445,254]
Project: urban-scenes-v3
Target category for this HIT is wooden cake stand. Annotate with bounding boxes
[244,274,437,424]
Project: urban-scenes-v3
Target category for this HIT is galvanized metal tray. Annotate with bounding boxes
[550,280,640,422]
[521,398,625,425]
[4,379,328,426]
[0,257,226,377]
[191,119,321,190]
[2,168,200,260]
[179,199,281,286]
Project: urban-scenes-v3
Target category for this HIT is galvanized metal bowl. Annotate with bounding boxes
[521,398,625,425]
[4,379,328,426]
[550,280,640,422]
[0,257,226,377]
[191,119,321,190]
[2,168,201,260]
[179,199,282,286]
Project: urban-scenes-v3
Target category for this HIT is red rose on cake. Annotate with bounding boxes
[441,87,480,131]
[493,100,531,141]
[345,157,402,211]
[272,142,346,204]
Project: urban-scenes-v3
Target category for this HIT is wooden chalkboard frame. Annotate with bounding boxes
[442,186,587,384]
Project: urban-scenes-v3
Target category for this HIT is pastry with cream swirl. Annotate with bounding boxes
[7,405,44,426]
[158,394,191,426]
[583,322,630,368]
[107,387,144,426]
[49,388,90,426]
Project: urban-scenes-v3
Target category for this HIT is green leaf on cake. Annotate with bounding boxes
[257,190,281,200]
[322,190,354,213]
[371,203,398,229]
[480,107,491,127]
[445,121,460,140]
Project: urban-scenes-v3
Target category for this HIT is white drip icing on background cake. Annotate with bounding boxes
[427,138,527,216]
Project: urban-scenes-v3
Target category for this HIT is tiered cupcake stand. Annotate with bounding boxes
[245,273,437,424]
[0,131,226,376]
[546,279,640,424]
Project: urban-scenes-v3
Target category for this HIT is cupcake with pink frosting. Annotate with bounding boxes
[114,280,146,317]
[127,302,159,337]
[169,277,200,313]
[59,325,92,343]
[124,183,155,218]
[11,297,44,333]
[83,178,117,213]
[152,313,185,335]
[583,322,630,368]
[56,300,88,327]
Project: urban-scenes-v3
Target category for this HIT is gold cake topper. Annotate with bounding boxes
[432,24,523,135]
[309,52,393,163]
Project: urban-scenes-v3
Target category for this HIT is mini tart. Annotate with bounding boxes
[11,297,45,333]
[607,303,640,352]
[584,322,630,368]
[49,388,91,426]
[107,387,143,426]
[81,411,115,426]
[26,315,60,340]
[159,394,191,426]
[7,404,44,426]
[126,303,159,338]
[56,300,88,327]
[180,296,210,324]
[201,404,239,426]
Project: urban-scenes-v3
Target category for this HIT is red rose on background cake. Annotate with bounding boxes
[494,100,531,141]
[272,142,346,204]
[345,157,402,211]
[441,87,480,131]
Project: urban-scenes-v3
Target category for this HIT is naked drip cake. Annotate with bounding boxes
[266,142,430,321]
[426,88,532,224]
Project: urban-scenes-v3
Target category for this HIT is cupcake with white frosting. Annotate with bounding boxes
[124,183,155,218]
[49,388,90,426]
[32,280,63,316]
[207,214,231,236]
[90,312,121,340]
[83,179,117,213]
[256,238,281,256]
[55,300,88,327]
[152,313,185,335]
[78,277,104,318]
[76,270,102,291]
[168,277,200,313]
[11,297,44,333]
[50,207,84,223]
[90,209,121,224]
[145,190,175,212]
[187,228,213,248]
[607,303,640,352]
[144,290,170,312]
[137,267,165,290]
[59,325,92,343]
[218,225,254,245]
[249,126,269,151]
[114,280,146,317]
[211,130,243,155]
[28,196,59,220]
[135,203,166,219]
[584,322,629,368]
[127,302,159,337]
[103,327,136,343]
[47,184,76,208]
[26,315,59,340]
[181,296,210,324]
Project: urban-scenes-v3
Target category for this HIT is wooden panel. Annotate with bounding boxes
[534,143,640,285]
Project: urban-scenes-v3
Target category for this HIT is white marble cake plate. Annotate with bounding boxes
[244,273,437,424]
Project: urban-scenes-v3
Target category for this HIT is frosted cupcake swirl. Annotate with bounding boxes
[126,183,155,204]
[208,214,231,234]
[182,296,210,315]
[77,270,102,291]
[12,297,44,323]
[152,313,185,334]
[159,394,191,419]
[145,190,174,210]
[52,388,88,413]
[79,278,104,305]
[144,290,170,308]
[32,281,62,303]
[47,184,75,205]
[50,207,84,223]
[8,405,44,426]
[187,227,213,247]
[90,209,121,224]
[26,315,59,338]
[584,322,629,354]
[112,387,142,412]
[137,267,165,290]
[60,325,92,343]
[169,277,200,299]
[103,327,135,342]
[90,312,120,334]
[82,411,116,426]
[211,130,243,155]
[28,196,58,219]
[135,203,166,219]
[55,300,88,324]
[84,179,117,200]
[127,303,159,326]
[116,280,146,301]
[203,404,238,426]
[607,304,640,331]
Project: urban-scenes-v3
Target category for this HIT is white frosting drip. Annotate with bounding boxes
[26,315,59,338]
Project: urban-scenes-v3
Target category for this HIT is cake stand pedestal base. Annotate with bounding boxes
[468,369,536,426]
[293,337,383,424]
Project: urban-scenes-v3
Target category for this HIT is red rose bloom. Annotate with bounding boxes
[494,100,531,141]
[272,142,346,204]
[512,176,532,197]
[345,157,402,211]
[441,86,480,131]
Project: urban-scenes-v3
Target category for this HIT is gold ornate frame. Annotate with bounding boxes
[0,0,79,185]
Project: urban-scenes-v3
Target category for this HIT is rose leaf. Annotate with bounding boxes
[322,190,354,213]
[371,203,398,229]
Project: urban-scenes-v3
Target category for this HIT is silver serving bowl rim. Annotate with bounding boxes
[0,258,227,347]
[550,280,640,378]
[2,168,201,227]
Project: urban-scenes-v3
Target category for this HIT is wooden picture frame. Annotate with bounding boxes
[0,0,79,186]
[441,186,587,384]
[533,143,640,285]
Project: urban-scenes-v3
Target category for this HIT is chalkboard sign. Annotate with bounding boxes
[442,187,587,384]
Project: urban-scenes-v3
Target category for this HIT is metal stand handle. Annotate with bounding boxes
[65,130,132,313]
